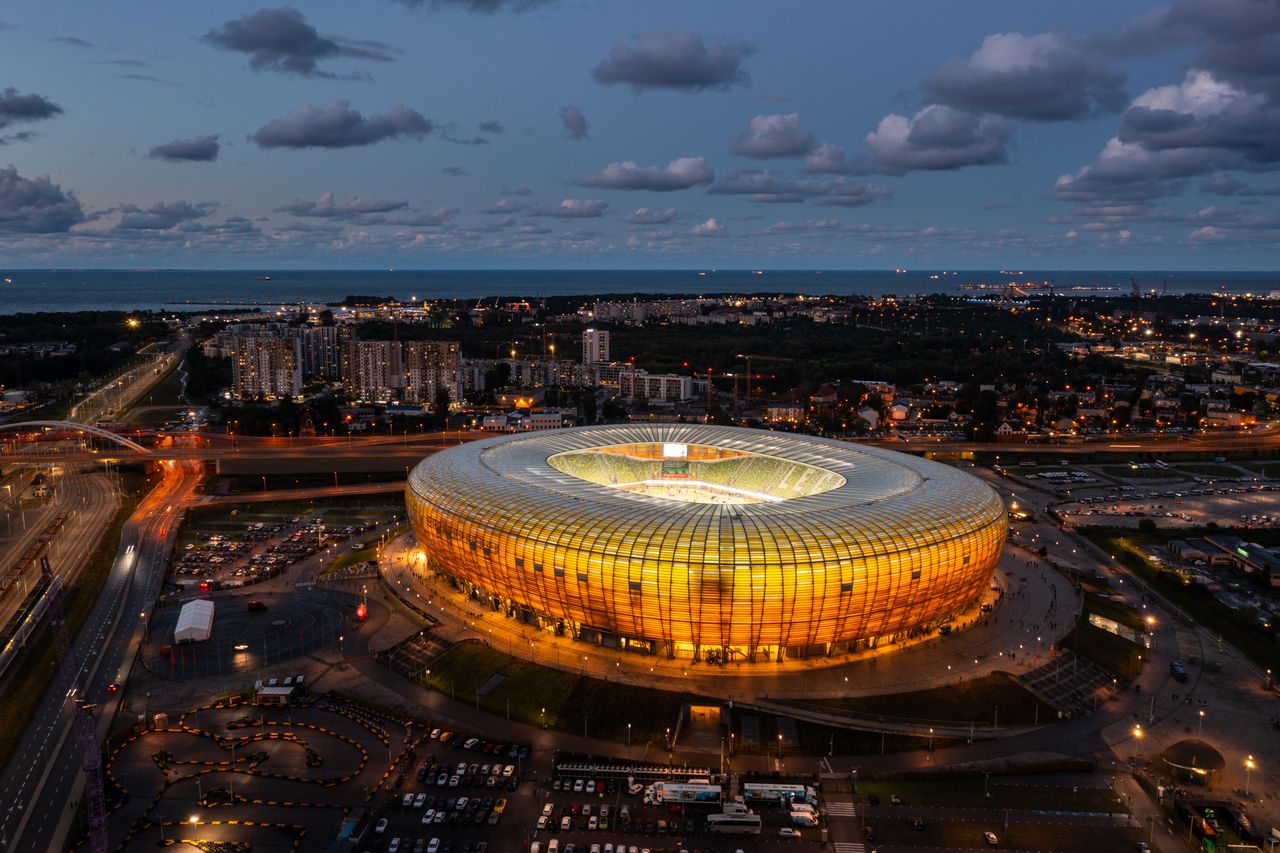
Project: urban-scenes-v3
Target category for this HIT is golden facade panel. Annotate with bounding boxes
[405,425,1005,656]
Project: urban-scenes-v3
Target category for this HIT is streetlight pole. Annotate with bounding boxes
[1197,710,1205,737]
[777,732,783,761]
[1245,755,1256,798]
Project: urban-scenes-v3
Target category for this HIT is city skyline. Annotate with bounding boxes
[0,0,1279,268]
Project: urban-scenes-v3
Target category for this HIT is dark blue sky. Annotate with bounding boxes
[1,0,1278,268]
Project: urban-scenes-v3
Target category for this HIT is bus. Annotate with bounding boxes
[741,783,818,806]
[706,813,762,835]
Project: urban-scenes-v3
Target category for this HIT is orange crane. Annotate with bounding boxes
[735,353,794,409]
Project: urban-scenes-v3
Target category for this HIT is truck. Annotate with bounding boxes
[741,783,818,806]
[643,782,722,805]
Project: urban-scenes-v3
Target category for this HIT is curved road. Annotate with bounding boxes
[0,460,201,852]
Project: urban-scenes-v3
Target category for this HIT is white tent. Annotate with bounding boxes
[174,598,215,643]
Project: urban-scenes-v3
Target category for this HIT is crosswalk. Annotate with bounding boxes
[832,843,866,853]
[825,801,858,817]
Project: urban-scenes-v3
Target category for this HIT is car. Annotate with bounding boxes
[464,737,481,750]
[603,845,614,853]
[562,817,574,832]
[437,773,449,786]
[415,840,427,853]
[1135,844,1150,853]
[586,780,597,794]
[433,812,446,825]
[449,776,460,787]
[779,827,801,839]
[865,828,878,842]
[105,683,120,695]
[389,839,402,853]
[494,799,507,814]
[1170,660,1188,682]
[480,764,491,776]
[553,780,563,791]
[984,831,999,846]
[430,728,442,739]
[598,817,609,830]
[583,804,592,817]
[574,779,585,793]
[422,810,435,825]
[589,816,599,831]
[247,600,268,611]
[375,818,389,835]
[538,817,550,831]
[590,846,601,853]
[455,797,469,811]
[414,793,427,809]
[504,764,516,777]
[428,839,441,853]
[404,793,416,807]
[543,803,556,817]
[487,812,500,826]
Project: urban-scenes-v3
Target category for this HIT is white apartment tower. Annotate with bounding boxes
[582,328,610,364]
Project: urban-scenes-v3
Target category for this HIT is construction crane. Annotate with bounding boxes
[734,353,794,410]
[39,554,109,853]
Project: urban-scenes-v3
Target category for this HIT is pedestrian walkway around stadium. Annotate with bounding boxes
[375,532,1082,711]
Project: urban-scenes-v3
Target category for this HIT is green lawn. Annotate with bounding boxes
[1082,592,1147,631]
[802,673,1051,726]
[860,811,1144,853]
[1060,621,1145,681]
[1241,460,1280,478]
[1174,463,1245,477]
[420,642,694,744]
[1099,466,1180,480]
[856,777,1123,811]
[1084,530,1280,672]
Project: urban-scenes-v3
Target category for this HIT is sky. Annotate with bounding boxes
[0,0,1278,269]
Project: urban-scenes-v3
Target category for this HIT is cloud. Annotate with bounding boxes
[383,0,554,12]
[502,185,532,196]
[802,142,861,174]
[148,134,220,162]
[276,192,408,220]
[624,207,678,225]
[1057,70,1280,205]
[384,206,460,226]
[529,198,608,218]
[115,200,216,230]
[591,31,756,92]
[1200,172,1280,196]
[691,217,726,237]
[865,105,1011,172]
[578,157,713,191]
[710,169,892,206]
[480,197,527,214]
[443,165,468,177]
[0,165,84,232]
[250,100,431,149]
[478,120,504,134]
[560,105,589,140]
[922,32,1127,121]
[117,73,180,86]
[730,113,817,158]
[203,7,397,78]
[0,87,64,130]
[440,127,490,145]
[50,36,93,48]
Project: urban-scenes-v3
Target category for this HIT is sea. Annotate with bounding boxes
[1,268,1279,315]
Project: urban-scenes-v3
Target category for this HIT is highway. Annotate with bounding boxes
[0,459,201,853]
[0,471,119,665]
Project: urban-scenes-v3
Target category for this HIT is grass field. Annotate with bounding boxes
[802,673,1051,726]
[0,474,143,769]
[1241,460,1280,478]
[1099,466,1180,480]
[1174,463,1246,477]
[857,811,1144,853]
[420,642,694,744]
[1084,530,1280,672]
[1061,620,1145,680]
[856,777,1123,811]
[1082,592,1147,631]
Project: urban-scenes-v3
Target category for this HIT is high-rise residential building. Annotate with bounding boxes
[342,340,403,403]
[231,335,301,400]
[296,325,346,379]
[619,370,693,403]
[403,340,462,404]
[582,328,610,364]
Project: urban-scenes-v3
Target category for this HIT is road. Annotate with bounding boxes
[0,459,202,853]
[67,336,189,425]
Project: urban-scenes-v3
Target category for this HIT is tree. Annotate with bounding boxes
[432,386,451,429]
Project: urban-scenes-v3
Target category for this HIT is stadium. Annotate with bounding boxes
[404,424,1006,663]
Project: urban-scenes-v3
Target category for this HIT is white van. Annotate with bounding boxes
[530,844,541,853]
[790,811,818,827]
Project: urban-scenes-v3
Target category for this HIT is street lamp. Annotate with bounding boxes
[777,732,783,761]
[1245,755,1256,798]
[1197,710,1205,737]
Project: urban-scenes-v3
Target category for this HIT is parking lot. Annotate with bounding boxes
[1057,481,1279,528]
[170,507,384,591]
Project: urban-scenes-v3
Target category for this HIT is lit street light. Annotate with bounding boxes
[1197,710,1205,737]
[1245,755,1256,798]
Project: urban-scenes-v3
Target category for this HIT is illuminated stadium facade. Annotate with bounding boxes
[405,425,1006,662]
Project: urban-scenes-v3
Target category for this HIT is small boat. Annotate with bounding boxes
[256,275,272,281]
[3,276,11,284]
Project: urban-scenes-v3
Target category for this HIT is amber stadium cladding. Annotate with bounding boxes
[405,424,1005,661]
